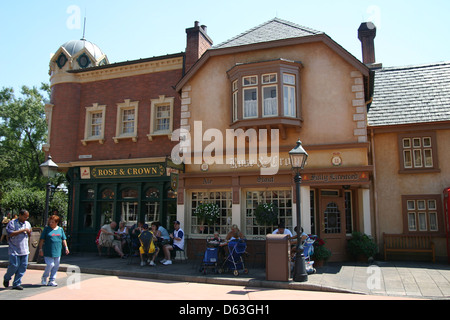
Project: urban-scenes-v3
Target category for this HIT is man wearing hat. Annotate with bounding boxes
[161,221,184,265]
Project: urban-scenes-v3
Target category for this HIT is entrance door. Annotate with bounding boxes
[320,194,347,261]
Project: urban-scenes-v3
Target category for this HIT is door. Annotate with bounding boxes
[320,194,347,261]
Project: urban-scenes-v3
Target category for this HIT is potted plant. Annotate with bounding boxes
[194,203,220,233]
[347,231,378,262]
[254,202,278,226]
[311,238,332,267]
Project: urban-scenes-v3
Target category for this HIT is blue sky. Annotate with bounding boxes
[1,0,449,94]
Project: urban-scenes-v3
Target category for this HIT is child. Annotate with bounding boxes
[138,224,159,266]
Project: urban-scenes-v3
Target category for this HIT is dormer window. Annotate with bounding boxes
[56,53,68,69]
[227,59,303,138]
[77,53,91,69]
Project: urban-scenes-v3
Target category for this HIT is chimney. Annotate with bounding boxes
[185,21,213,73]
[358,22,377,65]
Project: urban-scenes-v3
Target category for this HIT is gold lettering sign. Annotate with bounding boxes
[90,164,165,179]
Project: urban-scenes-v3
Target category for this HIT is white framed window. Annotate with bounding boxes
[82,103,106,146]
[404,196,440,233]
[190,190,233,235]
[243,75,257,86]
[232,80,238,122]
[243,87,258,118]
[263,86,278,116]
[148,95,174,141]
[400,134,435,170]
[262,73,278,117]
[283,73,296,117]
[114,99,139,143]
[245,189,293,236]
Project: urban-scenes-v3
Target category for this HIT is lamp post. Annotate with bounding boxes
[40,155,58,226]
[289,139,309,282]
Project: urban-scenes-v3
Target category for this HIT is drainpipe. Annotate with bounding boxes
[370,128,380,246]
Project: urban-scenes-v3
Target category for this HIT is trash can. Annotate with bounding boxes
[28,228,42,262]
[266,234,290,281]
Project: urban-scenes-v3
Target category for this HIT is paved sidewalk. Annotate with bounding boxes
[1,245,449,299]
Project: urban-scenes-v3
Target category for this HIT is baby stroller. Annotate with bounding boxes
[291,235,317,275]
[219,239,248,276]
[199,237,221,274]
[303,235,317,274]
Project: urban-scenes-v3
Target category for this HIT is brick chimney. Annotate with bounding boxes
[185,21,213,73]
[358,22,376,65]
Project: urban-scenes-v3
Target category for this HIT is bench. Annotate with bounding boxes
[383,233,435,262]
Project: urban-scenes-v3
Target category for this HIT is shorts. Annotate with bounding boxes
[171,245,183,251]
[139,246,156,254]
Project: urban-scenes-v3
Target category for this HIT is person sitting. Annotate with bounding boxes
[161,221,184,265]
[225,224,245,241]
[138,224,159,266]
[97,221,126,259]
[272,223,293,237]
[156,221,170,245]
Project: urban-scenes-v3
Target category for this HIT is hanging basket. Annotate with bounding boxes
[254,203,278,226]
[194,203,220,226]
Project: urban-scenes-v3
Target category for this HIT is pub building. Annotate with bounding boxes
[47,37,185,248]
[46,19,450,262]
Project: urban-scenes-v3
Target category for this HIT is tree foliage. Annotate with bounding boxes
[0,84,68,223]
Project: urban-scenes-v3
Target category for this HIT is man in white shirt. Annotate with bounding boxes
[272,223,293,237]
[161,221,184,265]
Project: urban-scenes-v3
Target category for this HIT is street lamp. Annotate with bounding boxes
[40,155,58,226]
[289,139,308,282]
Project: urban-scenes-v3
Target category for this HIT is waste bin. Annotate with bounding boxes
[28,228,42,262]
[266,234,290,281]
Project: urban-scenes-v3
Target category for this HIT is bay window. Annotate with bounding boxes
[227,59,303,136]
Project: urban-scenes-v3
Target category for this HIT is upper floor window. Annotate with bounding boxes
[114,99,139,143]
[82,103,106,146]
[148,95,175,141]
[227,59,303,137]
[398,132,439,173]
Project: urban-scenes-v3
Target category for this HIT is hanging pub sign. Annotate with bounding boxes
[81,163,166,179]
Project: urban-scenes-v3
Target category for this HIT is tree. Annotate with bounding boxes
[0,85,49,185]
[0,84,68,224]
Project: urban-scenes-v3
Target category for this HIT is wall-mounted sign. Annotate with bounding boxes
[83,164,166,179]
[302,172,369,185]
[331,153,342,166]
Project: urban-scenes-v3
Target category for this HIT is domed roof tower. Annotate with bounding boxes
[49,38,109,77]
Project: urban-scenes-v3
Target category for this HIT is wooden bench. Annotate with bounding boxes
[383,233,435,262]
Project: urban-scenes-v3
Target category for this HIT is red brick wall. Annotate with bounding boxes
[49,68,182,164]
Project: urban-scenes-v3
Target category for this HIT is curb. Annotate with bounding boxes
[1,260,362,296]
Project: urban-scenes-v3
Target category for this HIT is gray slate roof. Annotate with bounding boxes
[368,62,450,127]
[213,18,323,49]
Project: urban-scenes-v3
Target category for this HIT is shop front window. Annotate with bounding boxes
[100,202,114,227]
[121,202,138,227]
[245,189,292,236]
[191,191,232,235]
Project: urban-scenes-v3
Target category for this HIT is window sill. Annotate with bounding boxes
[113,135,138,144]
[147,132,172,141]
[81,138,105,146]
[398,168,441,174]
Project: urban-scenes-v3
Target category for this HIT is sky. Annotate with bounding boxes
[1,0,450,95]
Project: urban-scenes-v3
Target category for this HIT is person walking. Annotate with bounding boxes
[38,215,69,287]
[3,210,32,290]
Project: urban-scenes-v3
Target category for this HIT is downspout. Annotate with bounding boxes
[370,128,380,246]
